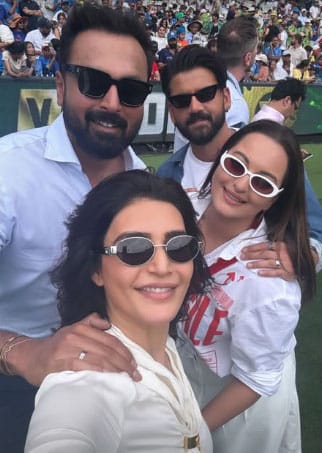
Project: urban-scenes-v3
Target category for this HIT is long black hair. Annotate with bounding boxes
[53,170,212,336]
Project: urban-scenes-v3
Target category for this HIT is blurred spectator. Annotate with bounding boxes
[9,13,28,41]
[24,39,42,75]
[24,16,55,53]
[149,39,160,81]
[19,0,43,32]
[2,39,33,76]
[176,25,188,49]
[186,19,207,46]
[268,58,277,81]
[252,77,306,123]
[264,35,282,62]
[311,53,322,79]
[293,58,315,83]
[0,0,16,23]
[153,25,167,51]
[0,16,14,50]
[252,53,270,81]
[52,1,70,21]
[217,15,258,127]
[158,30,178,71]
[52,11,66,39]
[288,33,308,68]
[38,40,58,76]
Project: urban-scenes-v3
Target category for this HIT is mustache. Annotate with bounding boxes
[86,110,128,129]
[186,112,212,126]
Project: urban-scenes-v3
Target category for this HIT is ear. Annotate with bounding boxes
[223,87,231,113]
[244,51,253,69]
[55,71,65,107]
[91,270,104,287]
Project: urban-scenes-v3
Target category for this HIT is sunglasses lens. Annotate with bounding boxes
[169,94,191,108]
[167,235,200,263]
[118,79,151,107]
[117,237,154,265]
[224,156,245,176]
[78,67,112,98]
[251,176,274,195]
[195,85,217,103]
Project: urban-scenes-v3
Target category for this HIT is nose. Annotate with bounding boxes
[148,245,171,275]
[99,83,121,111]
[189,94,204,112]
[232,174,250,193]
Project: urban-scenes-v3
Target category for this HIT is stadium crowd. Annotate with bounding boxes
[1,0,322,80]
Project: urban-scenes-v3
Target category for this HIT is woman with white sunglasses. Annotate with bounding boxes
[181,119,316,453]
[25,170,213,452]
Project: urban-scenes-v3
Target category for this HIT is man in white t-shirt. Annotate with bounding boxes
[157,45,234,194]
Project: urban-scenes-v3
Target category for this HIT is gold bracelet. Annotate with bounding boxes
[0,335,31,376]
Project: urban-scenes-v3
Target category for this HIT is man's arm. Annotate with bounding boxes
[0,313,141,386]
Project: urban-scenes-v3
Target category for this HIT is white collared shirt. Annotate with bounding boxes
[0,113,145,337]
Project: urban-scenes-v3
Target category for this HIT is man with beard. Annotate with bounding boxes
[0,4,152,452]
[157,45,234,196]
[157,44,322,278]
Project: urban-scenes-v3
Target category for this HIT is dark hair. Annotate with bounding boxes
[7,41,25,55]
[216,16,258,68]
[200,120,316,302]
[59,4,153,78]
[160,44,227,97]
[53,170,212,336]
[270,77,306,102]
[296,59,309,69]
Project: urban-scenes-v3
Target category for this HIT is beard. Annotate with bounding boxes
[175,110,225,146]
[63,105,142,160]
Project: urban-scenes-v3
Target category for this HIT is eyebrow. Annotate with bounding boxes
[233,150,279,183]
[111,230,188,244]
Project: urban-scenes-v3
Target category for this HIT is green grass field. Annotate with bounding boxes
[141,149,322,452]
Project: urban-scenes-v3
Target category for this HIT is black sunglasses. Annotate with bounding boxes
[61,64,152,107]
[99,234,202,266]
[168,84,219,108]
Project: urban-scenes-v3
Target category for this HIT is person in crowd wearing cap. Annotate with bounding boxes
[24,16,55,54]
[252,53,270,81]
[2,39,34,76]
[186,19,207,46]
[216,15,258,128]
[274,49,295,79]
[0,4,153,451]
[9,13,28,42]
[158,30,178,70]
[19,0,43,32]
[176,24,188,49]
[252,77,306,123]
[288,33,309,68]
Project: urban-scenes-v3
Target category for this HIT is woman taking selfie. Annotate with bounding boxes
[182,120,316,453]
[25,170,213,452]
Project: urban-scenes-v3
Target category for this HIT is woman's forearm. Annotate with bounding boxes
[202,376,260,431]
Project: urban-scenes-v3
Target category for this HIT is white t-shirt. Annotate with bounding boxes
[181,145,212,196]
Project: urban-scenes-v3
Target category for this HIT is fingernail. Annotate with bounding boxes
[132,370,142,381]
